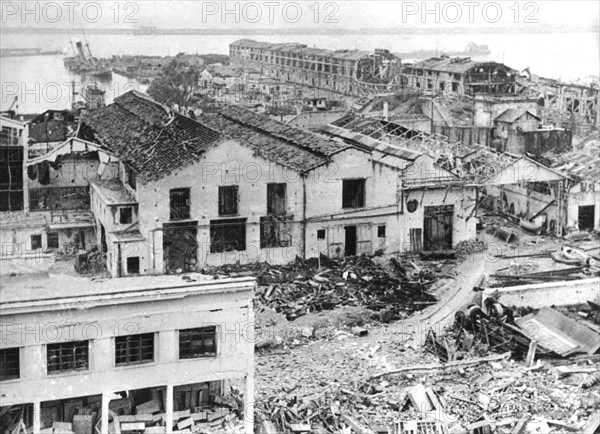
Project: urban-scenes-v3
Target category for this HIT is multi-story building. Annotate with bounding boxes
[403,56,517,96]
[1,111,113,268]
[0,273,255,433]
[77,91,476,277]
[229,39,402,96]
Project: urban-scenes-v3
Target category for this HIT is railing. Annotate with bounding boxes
[29,186,90,211]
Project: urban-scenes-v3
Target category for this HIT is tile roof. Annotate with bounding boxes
[80,91,221,184]
[198,104,351,173]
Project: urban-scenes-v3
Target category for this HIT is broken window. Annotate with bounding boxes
[29,186,89,211]
[218,185,238,216]
[210,218,246,253]
[31,234,42,250]
[529,182,552,196]
[342,179,366,209]
[119,207,133,224]
[47,233,59,250]
[163,221,198,274]
[267,183,286,215]
[179,327,217,359]
[127,256,140,274]
[378,225,386,237]
[260,216,292,248]
[0,347,20,381]
[115,333,154,366]
[47,340,89,373]
[170,188,191,220]
[317,229,326,239]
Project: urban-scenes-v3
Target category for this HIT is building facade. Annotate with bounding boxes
[0,274,255,433]
[403,56,517,96]
[76,91,477,278]
[229,39,402,96]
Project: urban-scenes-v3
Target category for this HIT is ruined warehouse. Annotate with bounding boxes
[402,56,518,96]
[229,39,403,96]
[73,91,475,277]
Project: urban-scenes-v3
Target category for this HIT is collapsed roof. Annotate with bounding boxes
[80,91,352,183]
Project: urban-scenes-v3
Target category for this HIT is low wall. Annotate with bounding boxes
[483,277,600,308]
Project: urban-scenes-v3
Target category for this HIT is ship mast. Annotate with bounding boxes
[67,31,76,56]
[82,28,93,63]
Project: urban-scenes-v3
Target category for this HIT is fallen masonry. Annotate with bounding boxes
[206,255,440,323]
[252,243,600,434]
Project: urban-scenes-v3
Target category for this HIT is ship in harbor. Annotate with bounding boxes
[63,33,112,79]
[1,48,63,58]
[395,42,491,60]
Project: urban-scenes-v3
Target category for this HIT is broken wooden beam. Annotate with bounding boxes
[367,352,511,381]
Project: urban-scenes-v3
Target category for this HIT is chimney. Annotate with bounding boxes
[76,41,87,61]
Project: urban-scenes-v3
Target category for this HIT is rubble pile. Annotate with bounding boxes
[455,239,487,257]
[256,343,600,434]
[207,255,437,321]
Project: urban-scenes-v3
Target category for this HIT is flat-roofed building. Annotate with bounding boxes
[229,39,402,96]
[0,274,255,433]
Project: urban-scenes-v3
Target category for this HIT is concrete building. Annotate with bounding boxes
[229,39,402,96]
[0,274,255,433]
[403,56,517,96]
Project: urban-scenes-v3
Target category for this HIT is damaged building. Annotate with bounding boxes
[319,115,478,253]
[0,115,26,212]
[0,106,120,266]
[0,273,255,433]
[75,91,476,277]
[491,108,572,155]
[229,39,403,96]
[554,152,600,232]
[403,56,518,96]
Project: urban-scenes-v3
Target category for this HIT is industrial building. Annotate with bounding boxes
[74,91,477,277]
[403,56,518,96]
[229,39,403,96]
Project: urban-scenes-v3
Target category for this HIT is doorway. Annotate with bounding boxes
[579,205,595,231]
[424,205,454,251]
[100,223,107,253]
[344,226,357,256]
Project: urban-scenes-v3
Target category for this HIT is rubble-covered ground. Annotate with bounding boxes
[249,222,600,434]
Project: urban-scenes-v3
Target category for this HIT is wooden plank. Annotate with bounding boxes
[176,418,193,430]
[120,422,146,431]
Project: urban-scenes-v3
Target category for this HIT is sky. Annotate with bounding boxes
[1,0,599,30]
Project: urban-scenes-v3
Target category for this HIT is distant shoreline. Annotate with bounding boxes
[1,26,597,36]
